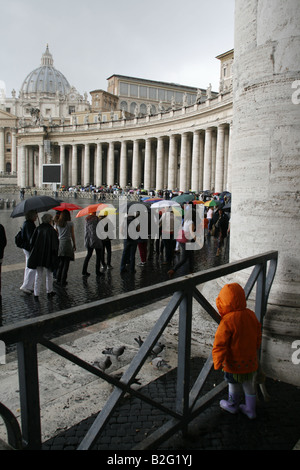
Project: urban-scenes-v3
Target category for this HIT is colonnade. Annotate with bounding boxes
[17,122,232,193]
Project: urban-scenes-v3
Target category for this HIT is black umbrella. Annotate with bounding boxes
[10,195,62,218]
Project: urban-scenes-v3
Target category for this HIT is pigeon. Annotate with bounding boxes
[102,346,126,360]
[93,355,112,372]
[151,357,171,369]
[134,336,165,357]
[151,342,165,357]
[134,336,144,347]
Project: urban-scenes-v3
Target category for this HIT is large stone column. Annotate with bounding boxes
[17,145,26,188]
[38,144,44,188]
[0,128,5,173]
[191,130,200,192]
[179,132,188,192]
[215,124,225,193]
[202,128,212,190]
[95,142,102,187]
[168,135,177,191]
[11,130,17,175]
[156,136,164,191]
[230,0,300,385]
[83,143,90,186]
[71,144,78,186]
[144,138,152,191]
[132,140,140,189]
[59,144,66,187]
[107,142,115,187]
[119,141,127,189]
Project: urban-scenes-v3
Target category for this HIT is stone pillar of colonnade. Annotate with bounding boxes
[95,142,103,188]
[202,128,212,191]
[228,0,300,385]
[83,144,90,186]
[132,140,140,189]
[179,132,188,192]
[17,145,26,188]
[11,131,17,174]
[59,144,66,187]
[38,143,44,188]
[107,142,115,187]
[191,130,200,192]
[0,128,5,173]
[144,138,152,191]
[215,125,225,193]
[156,136,164,190]
[28,147,34,187]
[71,144,78,186]
[168,135,177,191]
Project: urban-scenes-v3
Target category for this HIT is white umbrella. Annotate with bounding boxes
[151,200,180,209]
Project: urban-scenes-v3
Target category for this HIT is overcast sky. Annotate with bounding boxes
[1,0,235,99]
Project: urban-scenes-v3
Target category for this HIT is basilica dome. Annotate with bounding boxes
[20,45,71,96]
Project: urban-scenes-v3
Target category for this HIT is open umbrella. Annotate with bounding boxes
[192,200,205,205]
[10,195,62,218]
[172,193,195,204]
[76,203,108,218]
[204,199,222,207]
[97,207,117,216]
[52,202,83,211]
[151,200,180,209]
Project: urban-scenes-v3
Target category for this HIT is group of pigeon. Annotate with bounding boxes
[92,335,171,374]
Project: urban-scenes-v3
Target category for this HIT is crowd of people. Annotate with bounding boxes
[5,190,230,300]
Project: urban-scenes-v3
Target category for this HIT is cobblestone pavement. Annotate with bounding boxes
[42,357,300,451]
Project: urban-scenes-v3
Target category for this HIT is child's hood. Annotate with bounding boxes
[216,283,247,317]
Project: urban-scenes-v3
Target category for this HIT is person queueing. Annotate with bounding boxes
[55,209,76,287]
[98,211,114,270]
[27,213,59,299]
[82,211,104,277]
[0,224,7,300]
[120,212,140,274]
[167,206,196,278]
[212,283,262,419]
[20,210,38,295]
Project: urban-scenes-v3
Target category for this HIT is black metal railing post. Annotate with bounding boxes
[17,340,42,450]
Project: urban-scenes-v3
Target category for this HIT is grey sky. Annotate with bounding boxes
[0,0,235,98]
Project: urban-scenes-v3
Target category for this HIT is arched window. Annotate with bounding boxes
[6,162,11,173]
[140,104,147,115]
[6,133,11,144]
[120,101,128,112]
[130,102,137,115]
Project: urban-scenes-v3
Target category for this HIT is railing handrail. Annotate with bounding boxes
[0,250,277,345]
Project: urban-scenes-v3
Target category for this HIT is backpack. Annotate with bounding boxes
[15,229,24,248]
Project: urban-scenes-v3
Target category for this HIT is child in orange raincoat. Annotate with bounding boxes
[212,283,262,419]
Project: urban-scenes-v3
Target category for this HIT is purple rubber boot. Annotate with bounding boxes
[239,394,257,419]
[220,393,241,414]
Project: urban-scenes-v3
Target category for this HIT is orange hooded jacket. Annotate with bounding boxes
[212,283,262,374]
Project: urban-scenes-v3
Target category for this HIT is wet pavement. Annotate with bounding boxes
[0,193,229,334]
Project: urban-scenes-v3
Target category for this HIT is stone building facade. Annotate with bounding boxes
[12,50,233,192]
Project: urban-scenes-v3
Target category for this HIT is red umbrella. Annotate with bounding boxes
[76,203,108,218]
[52,202,83,211]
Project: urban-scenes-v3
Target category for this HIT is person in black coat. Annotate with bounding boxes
[0,224,7,299]
[28,213,59,299]
[212,208,229,256]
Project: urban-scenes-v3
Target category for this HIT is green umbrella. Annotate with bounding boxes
[172,193,195,204]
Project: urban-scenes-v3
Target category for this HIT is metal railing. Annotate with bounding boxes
[0,250,278,450]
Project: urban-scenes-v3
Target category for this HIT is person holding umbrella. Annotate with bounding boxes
[27,213,59,299]
[19,210,38,295]
[82,211,104,277]
[55,210,76,287]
